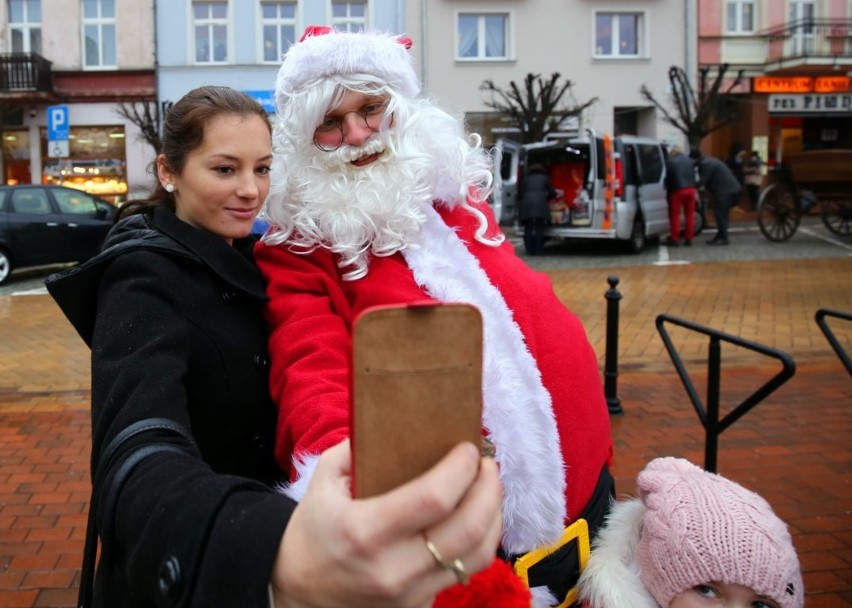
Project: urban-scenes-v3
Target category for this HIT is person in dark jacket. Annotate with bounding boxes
[664,145,698,246]
[518,163,557,255]
[45,86,503,608]
[690,149,742,245]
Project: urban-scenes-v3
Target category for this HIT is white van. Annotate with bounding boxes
[492,130,704,253]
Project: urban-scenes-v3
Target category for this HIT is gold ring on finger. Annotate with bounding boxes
[422,535,469,585]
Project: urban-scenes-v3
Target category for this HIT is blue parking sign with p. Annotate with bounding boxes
[48,105,69,141]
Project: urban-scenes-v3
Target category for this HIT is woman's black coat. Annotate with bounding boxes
[47,207,294,607]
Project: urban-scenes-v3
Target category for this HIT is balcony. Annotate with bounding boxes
[764,18,852,74]
[0,53,57,103]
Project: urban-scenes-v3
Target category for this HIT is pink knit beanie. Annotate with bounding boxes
[636,457,803,608]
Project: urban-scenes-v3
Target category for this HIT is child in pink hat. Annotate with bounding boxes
[577,457,804,608]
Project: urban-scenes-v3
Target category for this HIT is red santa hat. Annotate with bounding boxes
[274,25,420,111]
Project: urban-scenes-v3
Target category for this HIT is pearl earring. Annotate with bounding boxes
[165,184,174,193]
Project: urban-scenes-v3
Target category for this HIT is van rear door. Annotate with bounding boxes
[583,129,612,229]
[493,138,520,225]
[633,142,669,238]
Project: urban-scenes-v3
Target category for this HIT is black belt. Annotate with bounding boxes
[499,464,615,607]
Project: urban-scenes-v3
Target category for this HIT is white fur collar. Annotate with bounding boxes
[402,204,566,555]
[577,499,660,608]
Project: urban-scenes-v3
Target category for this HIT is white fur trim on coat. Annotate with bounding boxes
[402,203,566,556]
[277,454,320,502]
[577,498,659,608]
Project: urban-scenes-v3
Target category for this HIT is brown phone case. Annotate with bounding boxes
[351,302,483,498]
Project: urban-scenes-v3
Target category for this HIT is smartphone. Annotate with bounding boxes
[350,302,483,498]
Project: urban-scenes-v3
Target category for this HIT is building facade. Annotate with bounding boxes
[405,0,693,147]
[153,0,694,154]
[0,0,156,202]
[154,0,403,128]
[3,0,697,199]
[697,0,852,165]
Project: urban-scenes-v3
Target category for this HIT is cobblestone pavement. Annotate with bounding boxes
[0,254,850,606]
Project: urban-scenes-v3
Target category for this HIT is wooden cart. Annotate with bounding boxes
[757,149,852,242]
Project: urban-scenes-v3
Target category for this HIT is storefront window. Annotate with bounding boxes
[40,125,128,204]
[2,129,32,185]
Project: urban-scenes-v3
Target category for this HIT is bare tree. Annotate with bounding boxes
[480,72,597,143]
[114,100,163,155]
[640,64,744,148]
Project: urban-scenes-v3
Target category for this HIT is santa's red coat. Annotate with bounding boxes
[255,198,612,606]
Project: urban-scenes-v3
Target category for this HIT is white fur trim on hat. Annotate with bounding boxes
[275,26,420,110]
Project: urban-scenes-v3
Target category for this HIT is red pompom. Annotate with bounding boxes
[433,558,532,608]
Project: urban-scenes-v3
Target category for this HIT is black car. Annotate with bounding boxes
[0,185,117,285]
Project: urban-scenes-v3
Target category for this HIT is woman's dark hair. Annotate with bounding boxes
[117,86,272,221]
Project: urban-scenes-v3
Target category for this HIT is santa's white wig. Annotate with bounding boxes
[262,29,501,280]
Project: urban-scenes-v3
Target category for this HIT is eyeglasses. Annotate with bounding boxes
[313,101,391,152]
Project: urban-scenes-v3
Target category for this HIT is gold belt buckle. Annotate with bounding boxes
[512,518,590,608]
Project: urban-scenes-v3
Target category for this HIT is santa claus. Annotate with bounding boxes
[256,26,613,608]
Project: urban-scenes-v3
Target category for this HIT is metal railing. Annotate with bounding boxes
[765,18,852,62]
[0,52,53,93]
[656,314,796,473]
[815,308,852,376]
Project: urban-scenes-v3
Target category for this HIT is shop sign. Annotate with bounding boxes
[755,76,851,94]
[814,76,851,93]
[754,77,813,93]
[768,93,852,113]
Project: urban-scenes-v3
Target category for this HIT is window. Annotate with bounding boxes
[595,12,643,58]
[8,0,42,54]
[331,1,366,33]
[457,13,509,60]
[789,0,815,55]
[193,1,229,63]
[82,0,116,68]
[636,144,663,184]
[261,1,296,62]
[52,188,103,215]
[10,189,50,215]
[41,126,128,204]
[726,0,755,34]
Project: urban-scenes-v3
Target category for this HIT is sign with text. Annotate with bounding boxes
[768,93,852,113]
[814,76,851,93]
[754,77,813,93]
[47,105,69,158]
[755,76,851,94]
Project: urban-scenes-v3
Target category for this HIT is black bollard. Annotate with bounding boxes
[604,275,623,415]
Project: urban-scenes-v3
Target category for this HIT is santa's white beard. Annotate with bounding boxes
[275,134,439,279]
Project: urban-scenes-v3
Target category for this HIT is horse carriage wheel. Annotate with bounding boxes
[757,183,800,242]
[821,198,852,237]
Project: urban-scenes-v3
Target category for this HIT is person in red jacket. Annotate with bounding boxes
[256,26,614,608]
